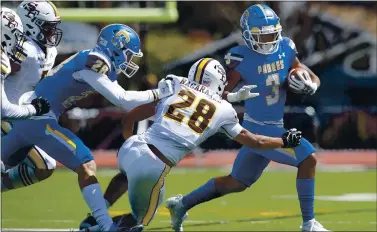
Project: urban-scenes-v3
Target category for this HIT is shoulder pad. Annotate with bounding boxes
[85,52,111,75]
[281,37,297,54]
[1,51,11,77]
[224,46,245,70]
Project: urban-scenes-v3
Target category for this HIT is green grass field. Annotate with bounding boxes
[2,168,376,231]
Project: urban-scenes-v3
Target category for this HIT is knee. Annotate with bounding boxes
[299,153,317,169]
[215,175,247,194]
[76,160,97,177]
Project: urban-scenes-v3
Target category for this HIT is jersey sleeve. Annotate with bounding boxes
[84,52,111,76]
[1,51,11,79]
[73,69,155,112]
[1,79,36,119]
[223,46,245,73]
[219,102,243,139]
[282,37,298,68]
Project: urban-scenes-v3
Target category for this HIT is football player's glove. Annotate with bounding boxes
[289,69,318,95]
[152,75,177,100]
[227,85,259,102]
[282,128,302,148]
[30,97,50,116]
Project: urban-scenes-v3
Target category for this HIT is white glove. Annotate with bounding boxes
[289,69,318,95]
[152,75,177,100]
[227,85,260,103]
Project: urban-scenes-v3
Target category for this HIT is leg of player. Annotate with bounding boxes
[296,154,328,231]
[1,121,56,192]
[76,161,117,231]
[104,173,129,207]
[167,148,270,231]
[15,119,117,231]
[115,136,173,231]
[80,172,129,229]
[1,146,56,192]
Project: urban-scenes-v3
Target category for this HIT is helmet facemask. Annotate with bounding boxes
[2,28,26,63]
[243,25,282,55]
[10,28,27,63]
[117,48,143,78]
[33,19,63,47]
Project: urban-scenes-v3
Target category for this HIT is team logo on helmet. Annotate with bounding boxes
[112,30,131,50]
[2,12,19,29]
[214,64,227,84]
[23,2,40,19]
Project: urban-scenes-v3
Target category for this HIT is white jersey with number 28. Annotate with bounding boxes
[141,76,243,165]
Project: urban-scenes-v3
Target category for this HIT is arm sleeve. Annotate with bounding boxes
[1,80,36,120]
[219,104,243,139]
[221,122,243,139]
[73,69,155,112]
[283,37,298,68]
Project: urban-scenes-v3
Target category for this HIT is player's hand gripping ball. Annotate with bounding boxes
[288,68,317,95]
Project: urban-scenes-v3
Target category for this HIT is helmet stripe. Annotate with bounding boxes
[256,4,268,23]
[47,0,59,17]
[194,58,213,84]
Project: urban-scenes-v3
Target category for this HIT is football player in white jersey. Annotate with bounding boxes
[1,7,50,120]
[1,1,61,192]
[81,58,302,232]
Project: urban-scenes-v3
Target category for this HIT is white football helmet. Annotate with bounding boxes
[188,58,228,96]
[1,7,25,63]
[17,0,62,47]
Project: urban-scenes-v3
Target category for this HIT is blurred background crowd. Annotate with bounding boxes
[4,1,377,151]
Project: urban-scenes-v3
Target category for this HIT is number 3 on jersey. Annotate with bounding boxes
[164,89,216,134]
[266,73,280,106]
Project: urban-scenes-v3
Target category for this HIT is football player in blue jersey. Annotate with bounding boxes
[1,24,176,232]
[166,4,329,232]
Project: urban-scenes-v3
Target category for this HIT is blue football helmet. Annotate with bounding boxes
[95,24,143,78]
[240,4,282,55]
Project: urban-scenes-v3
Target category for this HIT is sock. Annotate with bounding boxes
[82,183,114,231]
[297,178,315,222]
[182,178,222,211]
[1,164,40,192]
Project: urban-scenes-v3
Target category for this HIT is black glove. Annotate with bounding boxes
[30,97,50,116]
[282,128,302,148]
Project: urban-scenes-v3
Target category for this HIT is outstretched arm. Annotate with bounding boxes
[234,128,285,150]
[121,101,157,140]
[1,81,36,120]
[222,121,302,150]
[74,69,157,112]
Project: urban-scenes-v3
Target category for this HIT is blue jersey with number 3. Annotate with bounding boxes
[224,37,297,122]
[34,49,118,118]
